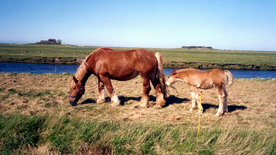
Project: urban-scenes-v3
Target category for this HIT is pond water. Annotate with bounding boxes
[0,62,276,79]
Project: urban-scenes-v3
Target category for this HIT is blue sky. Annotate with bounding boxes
[0,0,276,51]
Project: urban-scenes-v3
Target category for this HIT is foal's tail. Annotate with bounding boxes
[224,70,234,85]
[155,52,167,97]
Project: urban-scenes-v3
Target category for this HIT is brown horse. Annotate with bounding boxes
[166,68,233,116]
[69,47,166,108]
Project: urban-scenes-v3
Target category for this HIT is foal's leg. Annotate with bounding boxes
[215,85,226,116]
[189,86,200,112]
[222,85,228,113]
[196,92,203,114]
[99,75,120,106]
[140,75,151,108]
[96,79,105,103]
[150,76,166,108]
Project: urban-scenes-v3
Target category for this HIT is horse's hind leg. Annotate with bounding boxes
[151,76,166,108]
[96,79,105,103]
[140,75,151,108]
[215,85,227,116]
[99,75,120,106]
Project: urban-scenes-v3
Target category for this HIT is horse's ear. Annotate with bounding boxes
[72,76,78,83]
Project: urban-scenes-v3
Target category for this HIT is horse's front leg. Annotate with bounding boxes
[140,75,151,108]
[189,92,197,111]
[96,79,105,103]
[189,86,203,114]
[99,75,120,106]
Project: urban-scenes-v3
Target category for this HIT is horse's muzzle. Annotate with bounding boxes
[69,101,77,106]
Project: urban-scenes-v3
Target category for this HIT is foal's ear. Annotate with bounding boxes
[72,76,78,83]
[172,69,177,75]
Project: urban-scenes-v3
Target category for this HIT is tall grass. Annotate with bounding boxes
[0,113,275,154]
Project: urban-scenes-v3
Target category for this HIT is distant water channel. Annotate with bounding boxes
[0,62,276,79]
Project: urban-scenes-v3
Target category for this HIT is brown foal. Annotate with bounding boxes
[166,68,233,116]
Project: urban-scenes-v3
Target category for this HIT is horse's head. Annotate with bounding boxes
[166,70,179,86]
[68,76,85,106]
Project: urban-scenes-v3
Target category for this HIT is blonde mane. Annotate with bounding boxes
[75,52,94,80]
[75,47,110,80]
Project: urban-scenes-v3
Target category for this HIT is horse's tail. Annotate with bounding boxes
[155,52,167,97]
[224,70,234,85]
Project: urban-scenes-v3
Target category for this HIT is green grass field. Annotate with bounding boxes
[0,44,276,70]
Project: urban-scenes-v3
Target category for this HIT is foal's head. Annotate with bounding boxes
[166,70,180,86]
[68,76,85,106]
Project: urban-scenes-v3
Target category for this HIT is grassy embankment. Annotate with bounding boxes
[0,44,276,70]
[0,73,275,154]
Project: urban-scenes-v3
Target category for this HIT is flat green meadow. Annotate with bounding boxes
[0,44,276,69]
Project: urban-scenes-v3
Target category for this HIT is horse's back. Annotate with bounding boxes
[89,48,158,80]
[185,69,227,88]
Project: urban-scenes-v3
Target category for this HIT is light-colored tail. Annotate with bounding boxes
[225,70,234,85]
[155,52,167,97]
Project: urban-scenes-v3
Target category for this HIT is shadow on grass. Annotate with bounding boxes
[80,95,190,108]
[228,105,247,112]
[164,95,190,107]
[80,99,96,105]
[80,96,142,106]
[202,103,247,113]
[119,96,141,105]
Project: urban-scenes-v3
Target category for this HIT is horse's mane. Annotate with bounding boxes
[75,47,111,79]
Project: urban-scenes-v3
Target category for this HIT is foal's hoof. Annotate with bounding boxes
[198,110,203,115]
[111,102,121,106]
[215,112,223,117]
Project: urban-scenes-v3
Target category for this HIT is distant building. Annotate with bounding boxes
[182,46,212,49]
[40,39,62,44]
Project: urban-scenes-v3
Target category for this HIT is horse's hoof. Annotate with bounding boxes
[154,104,163,109]
[198,111,203,115]
[96,99,105,104]
[215,113,223,116]
[157,100,166,108]
[140,102,149,108]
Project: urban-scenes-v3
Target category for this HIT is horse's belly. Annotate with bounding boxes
[111,70,139,81]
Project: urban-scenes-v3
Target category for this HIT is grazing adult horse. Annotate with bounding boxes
[166,68,233,116]
[69,47,166,108]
